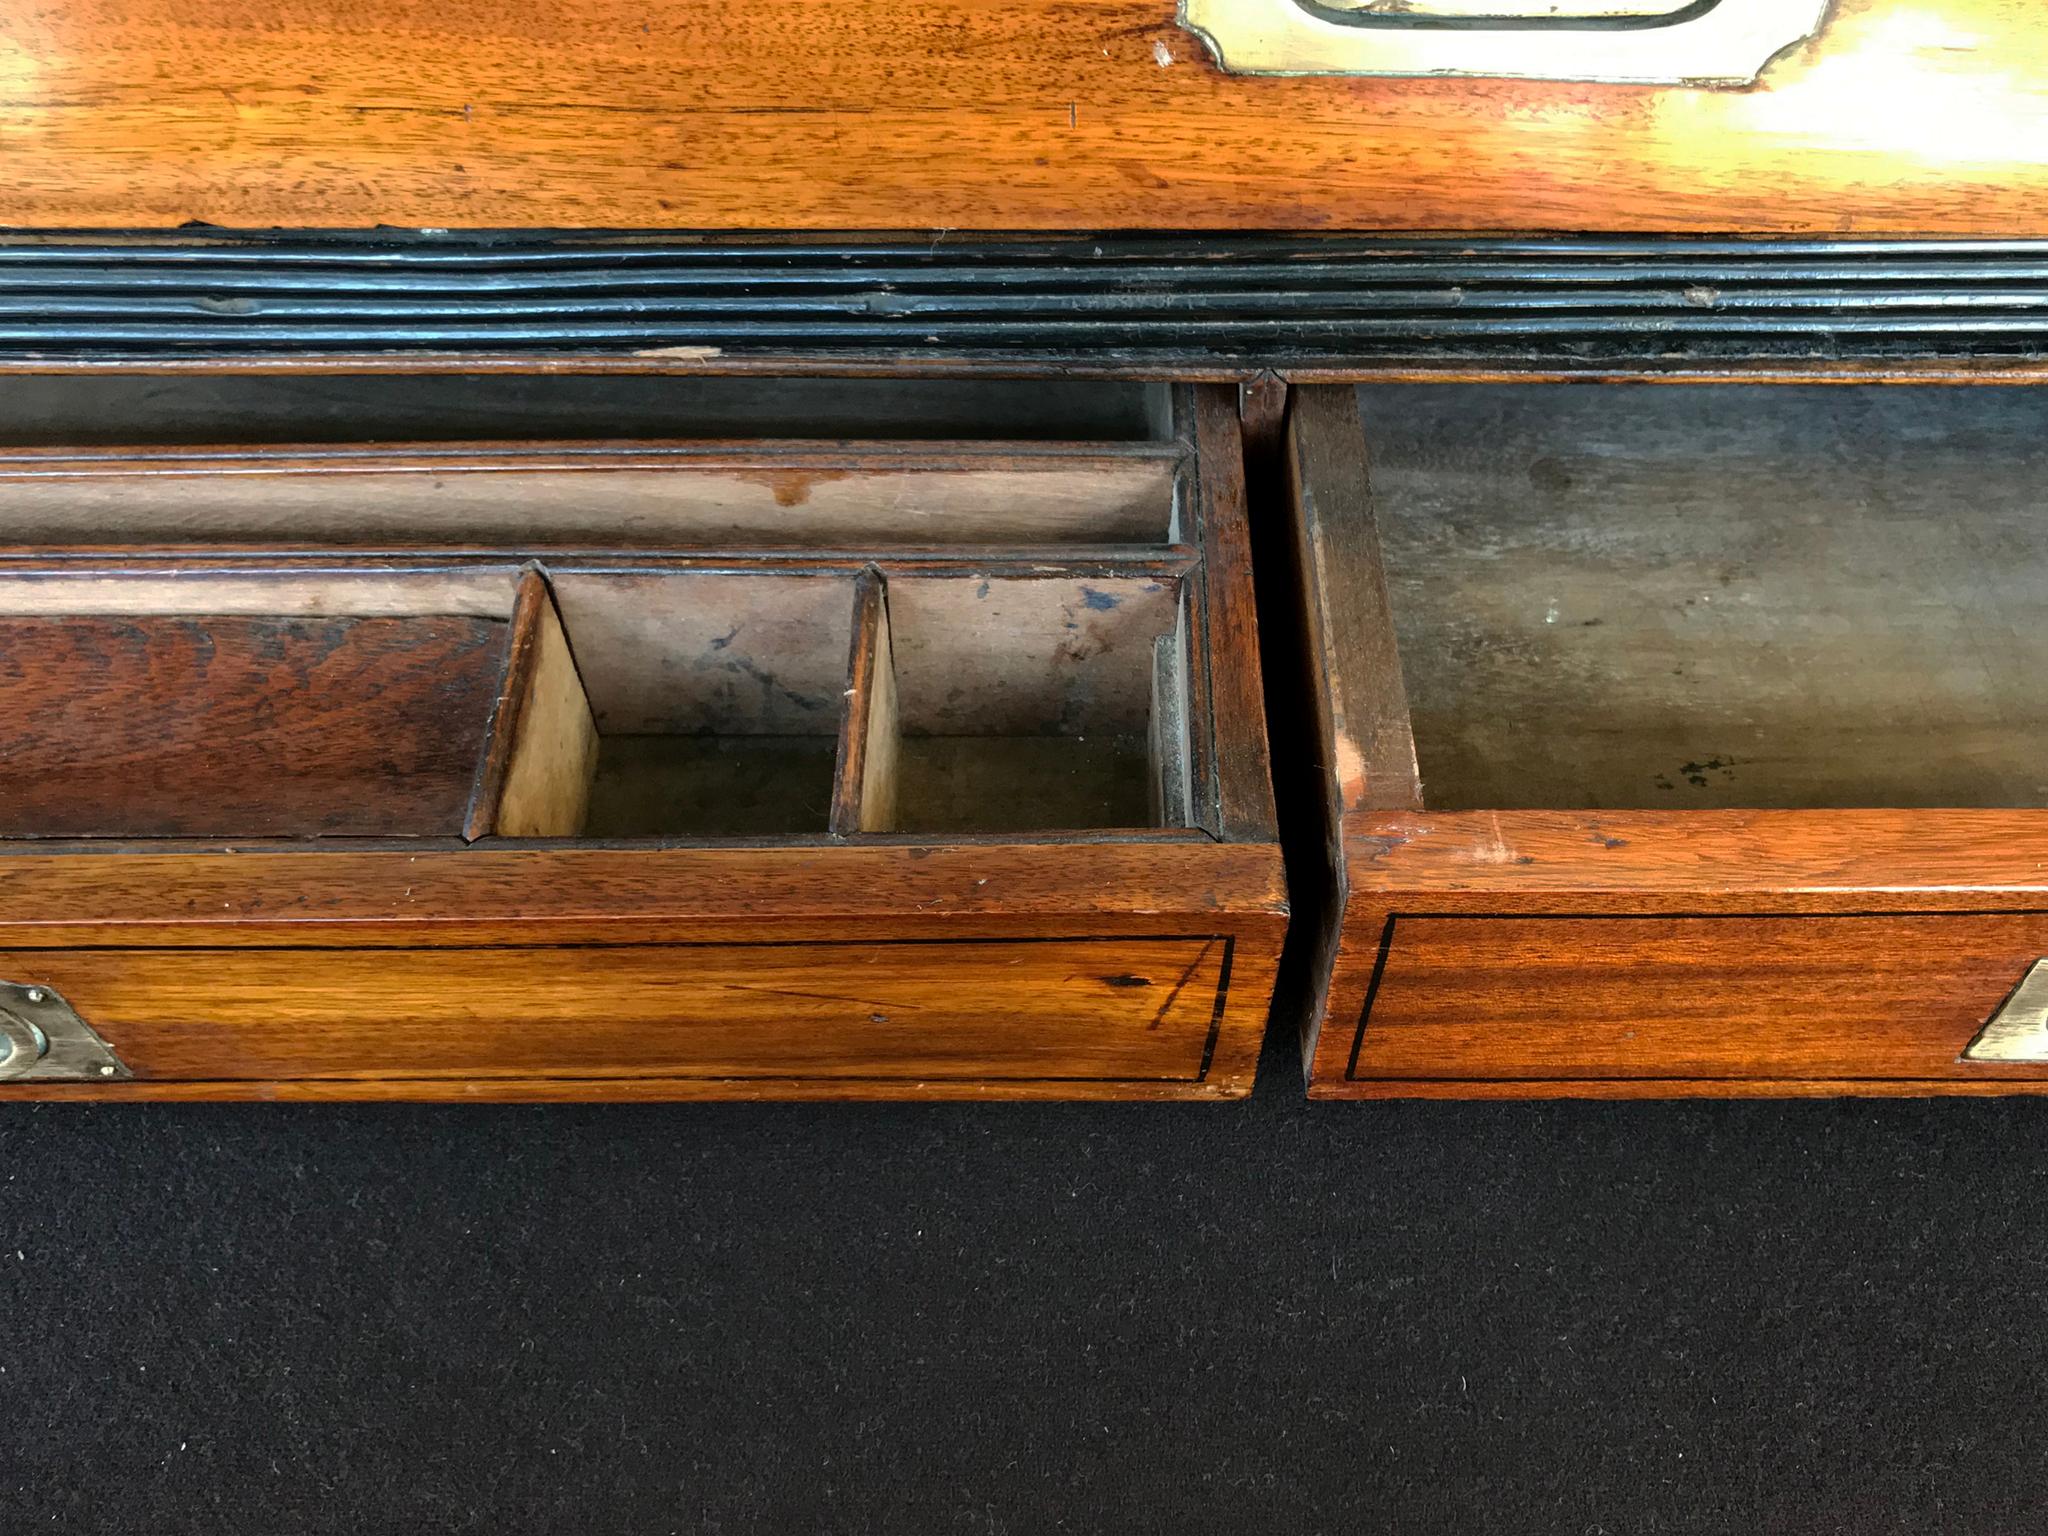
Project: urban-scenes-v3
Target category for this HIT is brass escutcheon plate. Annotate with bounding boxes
[0,981,131,1083]
[1962,960,2048,1064]
[1179,0,1834,83]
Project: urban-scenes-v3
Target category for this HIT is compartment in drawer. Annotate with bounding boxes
[544,571,857,838]
[0,380,1283,1102]
[1280,383,2048,1098]
[870,574,1191,833]
[472,567,1198,841]
[0,568,527,838]
[0,564,1202,846]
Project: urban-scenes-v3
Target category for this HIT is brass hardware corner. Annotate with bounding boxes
[0,982,131,1084]
[1963,960,2048,1064]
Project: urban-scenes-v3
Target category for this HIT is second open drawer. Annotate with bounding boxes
[1280,383,2048,1098]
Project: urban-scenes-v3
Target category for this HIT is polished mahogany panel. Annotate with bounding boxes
[0,936,1236,1086]
[1345,912,2048,1086]
[0,0,2040,233]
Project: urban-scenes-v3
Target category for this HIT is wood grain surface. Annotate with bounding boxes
[0,443,1183,550]
[1190,387,1278,842]
[0,614,512,838]
[0,839,1285,1100]
[0,936,1235,1085]
[1338,912,2048,1087]
[0,0,2041,233]
[1311,812,2048,1097]
[0,839,1284,942]
[1309,814,2048,1099]
[1339,809,2048,900]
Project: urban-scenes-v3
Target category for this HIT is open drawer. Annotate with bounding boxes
[0,379,1282,1101]
[1281,383,2048,1099]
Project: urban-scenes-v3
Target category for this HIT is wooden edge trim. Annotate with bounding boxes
[1342,809,2048,897]
[1191,383,1278,842]
[493,583,600,838]
[1180,388,1222,832]
[463,568,546,840]
[860,584,901,833]
[1278,384,1422,1078]
[1150,620,1193,828]
[1288,385,1423,817]
[829,568,899,834]
[0,440,1190,476]
[1312,1078,2048,1101]
[0,552,1202,581]
[6,1076,1255,1103]
[0,841,1290,933]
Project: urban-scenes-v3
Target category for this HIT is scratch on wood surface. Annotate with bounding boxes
[1474,812,1517,864]
[1146,939,1216,1030]
[721,983,926,1012]
[1349,814,1429,864]
[347,104,469,118]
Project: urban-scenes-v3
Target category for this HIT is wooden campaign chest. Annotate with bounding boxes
[2,0,2047,1099]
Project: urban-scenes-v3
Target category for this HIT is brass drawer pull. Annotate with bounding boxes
[1181,0,1833,82]
[1963,961,2048,1064]
[0,982,130,1083]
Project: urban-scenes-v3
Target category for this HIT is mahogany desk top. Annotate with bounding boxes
[0,0,2040,235]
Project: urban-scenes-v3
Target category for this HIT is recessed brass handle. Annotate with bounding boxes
[1312,0,1701,16]
[1962,960,2048,1064]
[1179,0,1833,82]
[0,982,130,1083]
[0,1007,45,1081]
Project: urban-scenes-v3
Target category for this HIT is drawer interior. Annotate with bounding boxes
[526,565,1190,840]
[0,377,1225,845]
[1348,383,2048,812]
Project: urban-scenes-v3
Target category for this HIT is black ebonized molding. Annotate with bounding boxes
[0,231,2046,368]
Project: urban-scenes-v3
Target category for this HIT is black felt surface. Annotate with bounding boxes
[6,1028,2046,1534]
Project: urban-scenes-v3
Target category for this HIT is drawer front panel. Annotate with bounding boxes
[0,937,1235,1086]
[1349,914,2048,1084]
